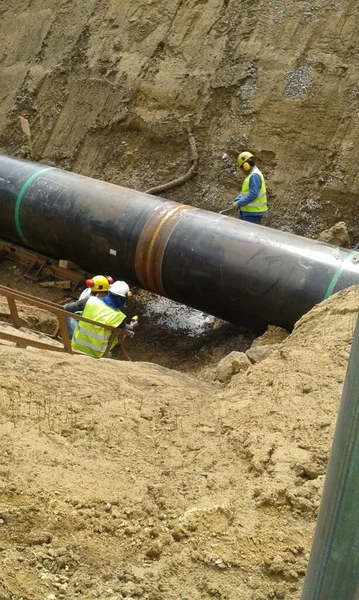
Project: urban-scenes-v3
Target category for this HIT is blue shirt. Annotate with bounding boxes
[101,294,126,311]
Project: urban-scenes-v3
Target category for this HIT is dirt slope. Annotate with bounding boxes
[1,0,359,240]
[0,285,357,600]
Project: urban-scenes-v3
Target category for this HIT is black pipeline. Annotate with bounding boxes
[0,154,358,328]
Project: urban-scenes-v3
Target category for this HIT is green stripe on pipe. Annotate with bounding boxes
[324,251,357,300]
[14,167,53,244]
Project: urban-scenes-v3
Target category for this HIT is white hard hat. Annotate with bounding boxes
[108,280,131,298]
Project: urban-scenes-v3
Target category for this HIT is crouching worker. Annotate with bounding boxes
[71,281,138,358]
[63,274,112,339]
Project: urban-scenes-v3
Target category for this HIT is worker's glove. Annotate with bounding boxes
[126,330,135,338]
[131,316,139,328]
[233,200,238,208]
[235,193,243,202]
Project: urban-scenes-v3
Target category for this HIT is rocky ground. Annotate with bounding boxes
[0,283,357,600]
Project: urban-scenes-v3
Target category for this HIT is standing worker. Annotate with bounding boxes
[71,280,138,358]
[234,151,268,224]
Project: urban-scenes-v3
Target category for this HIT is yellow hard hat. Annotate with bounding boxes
[89,275,111,293]
[238,151,254,170]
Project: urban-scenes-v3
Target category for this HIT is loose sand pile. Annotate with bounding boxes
[0,285,357,599]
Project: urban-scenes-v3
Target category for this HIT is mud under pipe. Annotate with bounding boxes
[0,155,358,329]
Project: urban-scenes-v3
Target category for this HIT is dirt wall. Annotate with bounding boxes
[1,0,359,240]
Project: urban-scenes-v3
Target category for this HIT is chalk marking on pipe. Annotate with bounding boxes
[15,167,54,244]
[324,251,358,299]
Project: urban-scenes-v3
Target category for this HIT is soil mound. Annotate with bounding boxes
[0,286,357,599]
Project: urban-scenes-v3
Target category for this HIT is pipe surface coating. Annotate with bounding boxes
[300,315,359,600]
[0,155,359,328]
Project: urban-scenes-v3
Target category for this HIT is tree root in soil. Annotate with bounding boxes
[145,130,198,195]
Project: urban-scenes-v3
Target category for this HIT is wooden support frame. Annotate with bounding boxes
[0,284,130,359]
[0,238,86,285]
[7,297,21,328]
[23,259,46,281]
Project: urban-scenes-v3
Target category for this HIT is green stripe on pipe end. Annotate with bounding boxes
[324,250,358,300]
[15,166,54,244]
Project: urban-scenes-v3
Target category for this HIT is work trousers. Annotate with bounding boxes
[66,316,78,340]
[239,212,263,225]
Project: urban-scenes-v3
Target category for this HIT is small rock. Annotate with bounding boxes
[25,532,52,546]
[148,593,163,600]
[267,554,286,574]
[317,221,350,248]
[288,569,299,579]
[302,464,320,480]
[149,527,160,538]
[171,527,187,541]
[302,383,312,393]
[145,542,162,559]
[246,344,280,364]
[251,326,289,347]
[119,581,138,597]
[215,351,251,383]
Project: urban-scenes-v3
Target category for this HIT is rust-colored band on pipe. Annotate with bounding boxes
[135,202,191,295]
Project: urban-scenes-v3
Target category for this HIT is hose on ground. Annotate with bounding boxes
[145,130,198,195]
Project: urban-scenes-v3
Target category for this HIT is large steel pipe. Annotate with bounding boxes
[300,314,359,599]
[0,154,358,328]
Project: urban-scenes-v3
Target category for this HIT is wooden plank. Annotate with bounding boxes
[102,330,118,358]
[0,285,128,338]
[57,314,72,353]
[58,259,78,270]
[7,298,21,328]
[0,331,66,353]
[40,280,72,289]
[0,285,116,332]
[0,284,128,362]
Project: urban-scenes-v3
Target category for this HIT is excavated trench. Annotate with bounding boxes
[0,259,255,374]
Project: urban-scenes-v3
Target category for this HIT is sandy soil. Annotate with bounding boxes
[0,284,357,600]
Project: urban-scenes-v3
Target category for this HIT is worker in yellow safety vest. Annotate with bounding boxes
[63,274,114,339]
[233,151,268,225]
[71,280,138,358]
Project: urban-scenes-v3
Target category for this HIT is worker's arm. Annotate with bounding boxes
[119,322,134,331]
[235,174,261,207]
[62,297,88,314]
[118,317,138,335]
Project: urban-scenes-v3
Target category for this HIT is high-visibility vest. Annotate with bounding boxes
[71,296,126,358]
[241,166,267,214]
